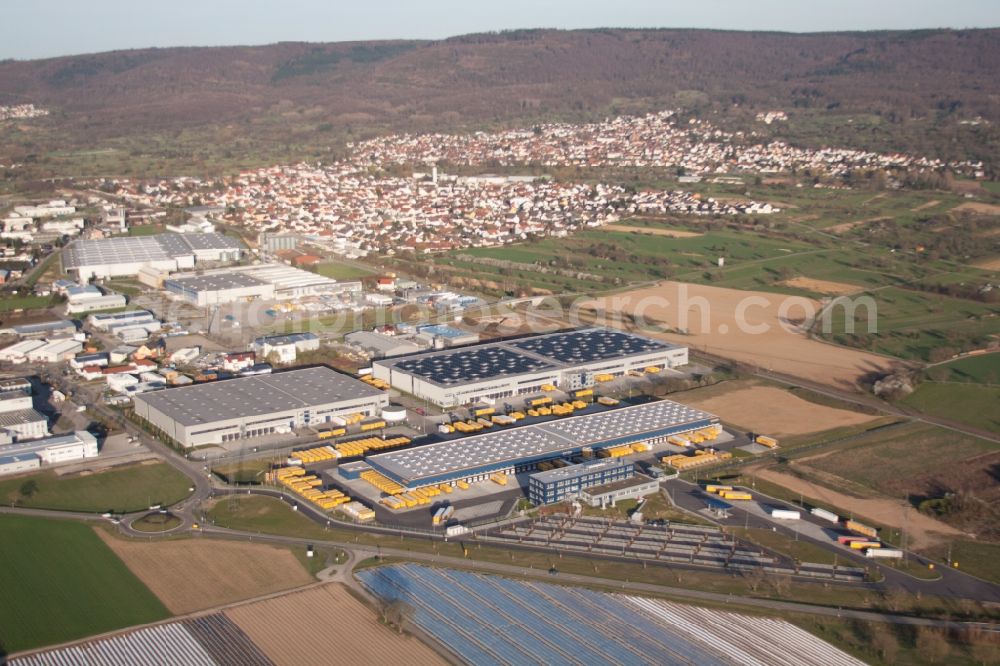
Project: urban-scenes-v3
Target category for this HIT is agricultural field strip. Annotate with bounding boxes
[11,623,219,666]
[224,583,445,666]
[358,564,864,666]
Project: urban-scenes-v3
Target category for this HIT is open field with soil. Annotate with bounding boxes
[0,461,193,513]
[96,531,313,615]
[954,202,1000,216]
[973,256,1000,270]
[779,277,862,295]
[752,467,965,550]
[597,223,702,237]
[678,382,878,436]
[315,261,378,280]
[0,515,168,654]
[583,281,897,387]
[226,583,445,666]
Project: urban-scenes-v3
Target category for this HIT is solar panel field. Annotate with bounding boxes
[357,564,866,666]
[0,515,169,655]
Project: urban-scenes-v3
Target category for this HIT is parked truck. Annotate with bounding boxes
[845,519,879,539]
[432,504,455,526]
[770,509,801,520]
[810,507,840,523]
[866,548,904,559]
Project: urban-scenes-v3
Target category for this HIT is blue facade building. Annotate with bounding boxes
[528,458,634,505]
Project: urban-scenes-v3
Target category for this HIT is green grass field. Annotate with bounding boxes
[732,527,838,566]
[0,294,57,312]
[127,224,164,236]
[923,540,1000,585]
[211,459,273,485]
[0,463,193,513]
[900,382,1000,433]
[801,422,998,496]
[314,262,377,280]
[0,515,169,654]
[821,286,1000,361]
[925,353,1000,384]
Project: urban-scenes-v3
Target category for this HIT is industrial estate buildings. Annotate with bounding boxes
[359,400,716,490]
[372,328,688,407]
[163,263,361,306]
[132,366,389,448]
[0,431,98,476]
[61,232,244,280]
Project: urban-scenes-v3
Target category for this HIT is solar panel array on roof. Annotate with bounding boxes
[134,366,382,426]
[380,327,679,387]
[392,346,556,386]
[509,328,670,364]
[368,400,716,484]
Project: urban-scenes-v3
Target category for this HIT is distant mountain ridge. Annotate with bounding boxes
[0,28,997,164]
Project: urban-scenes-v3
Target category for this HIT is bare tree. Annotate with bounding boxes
[384,599,414,634]
[871,626,899,663]
[915,627,951,664]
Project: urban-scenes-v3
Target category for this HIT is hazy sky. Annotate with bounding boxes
[2,0,997,60]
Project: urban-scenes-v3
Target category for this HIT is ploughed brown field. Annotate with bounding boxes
[226,583,446,666]
[679,383,877,437]
[96,531,312,614]
[584,281,896,388]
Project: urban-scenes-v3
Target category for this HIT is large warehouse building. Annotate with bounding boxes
[164,263,362,306]
[62,232,244,280]
[372,327,688,407]
[132,366,388,448]
[362,399,716,490]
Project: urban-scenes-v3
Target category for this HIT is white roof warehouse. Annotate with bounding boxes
[131,366,388,448]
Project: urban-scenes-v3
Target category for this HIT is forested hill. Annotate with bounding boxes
[0,28,997,172]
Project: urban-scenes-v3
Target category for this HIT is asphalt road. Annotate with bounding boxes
[663,478,1000,604]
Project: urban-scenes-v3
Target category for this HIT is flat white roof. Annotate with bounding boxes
[369,400,715,484]
[134,366,384,426]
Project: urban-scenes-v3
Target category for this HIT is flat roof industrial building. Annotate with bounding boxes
[62,232,243,280]
[365,399,716,489]
[372,327,688,407]
[132,366,388,448]
[164,263,361,306]
[0,431,98,476]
